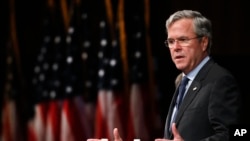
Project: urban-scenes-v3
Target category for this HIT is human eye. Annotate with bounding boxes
[177,37,189,43]
[167,39,175,44]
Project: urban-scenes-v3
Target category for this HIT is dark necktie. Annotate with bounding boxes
[168,76,189,133]
[176,76,189,109]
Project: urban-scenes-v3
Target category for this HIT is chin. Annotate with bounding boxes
[175,65,185,71]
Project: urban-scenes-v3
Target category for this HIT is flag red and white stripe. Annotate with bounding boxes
[127,83,150,141]
[95,90,124,140]
[27,102,49,141]
[60,95,95,141]
[45,100,62,141]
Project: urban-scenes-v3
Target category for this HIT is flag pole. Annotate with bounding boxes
[47,0,54,8]
[104,0,114,39]
[9,0,22,80]
[117,2,130,138]
[60,0,71,32]
[117,0,130,101]
[5,0,25,140]
[144,0,160,135]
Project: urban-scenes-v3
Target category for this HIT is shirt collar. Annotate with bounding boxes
[184,56,210,81]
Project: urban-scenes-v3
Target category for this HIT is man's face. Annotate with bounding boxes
[167,18,208,74]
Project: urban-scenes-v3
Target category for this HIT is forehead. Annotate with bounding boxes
[167,19,195,37]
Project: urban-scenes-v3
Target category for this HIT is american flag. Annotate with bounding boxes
[94,10,125,139]
[125,0,159,140]
[28,2,65,141]
[77,0,98,138]
[60,1,96,141]
[29,0,98,140]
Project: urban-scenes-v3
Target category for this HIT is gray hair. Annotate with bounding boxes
[166,10,212,53]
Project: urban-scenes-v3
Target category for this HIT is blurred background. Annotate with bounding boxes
[0,0,249,141]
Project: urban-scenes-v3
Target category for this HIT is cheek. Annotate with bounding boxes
[188,46,200,56]
[170,50,175,58]
[185,49,197,62]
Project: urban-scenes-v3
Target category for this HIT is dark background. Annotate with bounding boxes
[0,0,249,129]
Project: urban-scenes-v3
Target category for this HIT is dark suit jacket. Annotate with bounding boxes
[164,58,242,141]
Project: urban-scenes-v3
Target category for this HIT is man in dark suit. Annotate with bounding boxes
[87,9,242,141]
[156,9,242,141]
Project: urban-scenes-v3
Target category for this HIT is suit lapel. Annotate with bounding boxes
[174,59,215,124]
[165,87,179,137]
[174,81,201,123]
